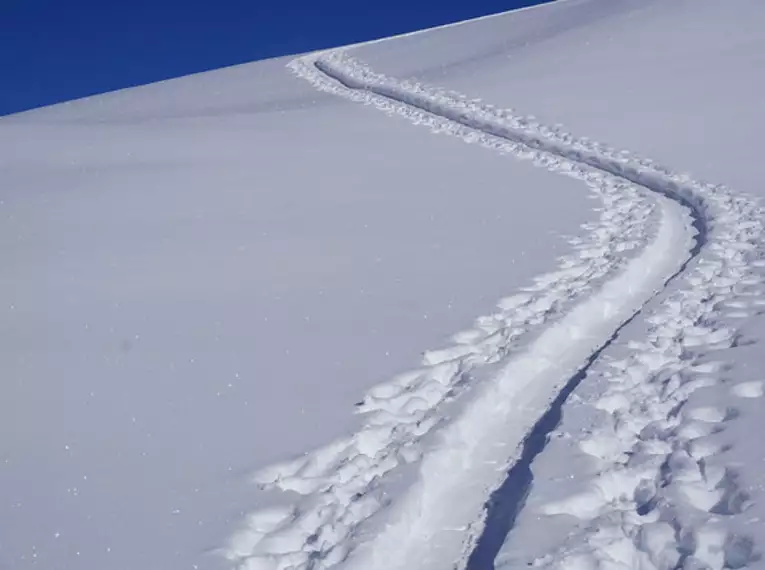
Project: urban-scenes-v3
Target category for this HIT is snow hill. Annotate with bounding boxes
[2,0,765,569]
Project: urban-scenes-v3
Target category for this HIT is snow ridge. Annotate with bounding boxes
[223,50,762,570]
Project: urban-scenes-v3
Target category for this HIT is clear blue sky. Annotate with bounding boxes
[1,0,548,116]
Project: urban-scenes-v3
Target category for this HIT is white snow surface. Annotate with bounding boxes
[3,1,765,570]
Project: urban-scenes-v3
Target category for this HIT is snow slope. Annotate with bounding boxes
[0,21,594,570]
[3,1,765,570]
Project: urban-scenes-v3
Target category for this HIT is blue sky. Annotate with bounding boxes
[1,0,546,116]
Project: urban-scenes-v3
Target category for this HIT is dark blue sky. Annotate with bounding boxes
[1,0,546,116]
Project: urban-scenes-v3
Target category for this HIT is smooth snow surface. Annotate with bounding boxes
[3,1,765,570]
[0,27,592,570]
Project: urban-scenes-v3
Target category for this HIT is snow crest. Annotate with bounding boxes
[223,51,763,570]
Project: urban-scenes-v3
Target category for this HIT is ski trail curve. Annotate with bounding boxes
[222,51,763,570]
[312,55,708,241]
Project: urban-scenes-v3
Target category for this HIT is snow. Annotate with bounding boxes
[3,1,765,570]
[730,381,764,400]
[0,24,593,570]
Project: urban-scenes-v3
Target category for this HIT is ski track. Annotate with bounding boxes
[223,51,765,570]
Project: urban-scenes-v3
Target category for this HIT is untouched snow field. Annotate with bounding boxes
[3,1,765,569]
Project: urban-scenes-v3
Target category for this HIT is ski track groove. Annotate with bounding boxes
[222,51,765,570]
